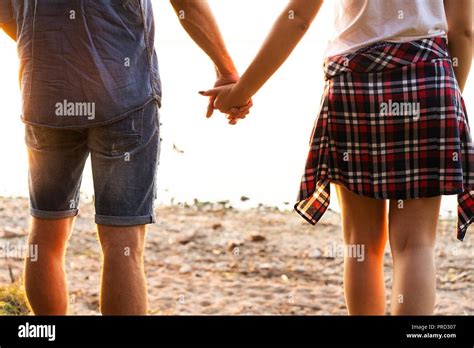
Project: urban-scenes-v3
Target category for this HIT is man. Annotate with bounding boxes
[3,0,249,315]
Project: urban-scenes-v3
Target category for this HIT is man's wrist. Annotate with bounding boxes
[214,65,239,87]
[217,68,238,80]
[215,59,238,79]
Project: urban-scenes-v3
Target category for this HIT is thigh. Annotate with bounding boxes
[25,124,89,218]
[388,197,442,250]
[334,183,388,248]
[88,101,161,226]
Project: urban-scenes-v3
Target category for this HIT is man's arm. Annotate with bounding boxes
[444,0,472,92]
[169,0,237,78]
[170,0,251,117]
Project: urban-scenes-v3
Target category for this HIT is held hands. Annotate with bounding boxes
[200,77,253,125]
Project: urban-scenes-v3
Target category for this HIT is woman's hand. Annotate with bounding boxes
[200,84,253,125]
[205,73,239,118]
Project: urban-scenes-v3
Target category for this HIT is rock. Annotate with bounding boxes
[2,226,26,238]
[194,271,205,278]
[258,263,273,270]
[214,262,229,271]
[227,240,244,252]
[177,231,197,245]
[164,255,182,265]
[179,265,192,274]
[248,233,266,242]
[307,248,323,259]
[293,265,306,273]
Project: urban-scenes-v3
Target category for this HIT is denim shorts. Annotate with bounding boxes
[25,100,161,226]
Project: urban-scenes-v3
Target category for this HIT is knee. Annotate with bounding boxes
[389,234,436,255]
[28,217,72,256]
[98,225,146,261]
[343,228,387,258]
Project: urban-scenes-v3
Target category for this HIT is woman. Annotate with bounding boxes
[202,0,473,315]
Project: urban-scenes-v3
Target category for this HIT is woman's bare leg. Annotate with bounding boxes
[334,183,388,315]
[388,196,441,315]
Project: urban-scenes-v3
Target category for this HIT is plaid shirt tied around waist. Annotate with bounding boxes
[295,37,474,241]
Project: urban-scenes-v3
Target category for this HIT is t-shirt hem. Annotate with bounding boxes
[324,33,448,59]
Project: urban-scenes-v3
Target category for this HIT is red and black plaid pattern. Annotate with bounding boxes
[295,37,474,241]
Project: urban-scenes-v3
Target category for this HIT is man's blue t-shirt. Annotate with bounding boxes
[11,0,161,128]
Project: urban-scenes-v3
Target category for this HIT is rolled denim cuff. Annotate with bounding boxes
[30,207,79,220]
[95,214,156,226]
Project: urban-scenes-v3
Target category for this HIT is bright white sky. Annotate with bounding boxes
[0,0,470,215]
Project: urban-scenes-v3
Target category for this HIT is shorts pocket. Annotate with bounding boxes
[91,108,144,156]
[25,124,85,150]
[24,124,61,149]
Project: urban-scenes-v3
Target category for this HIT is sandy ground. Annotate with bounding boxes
[0,197,472,315]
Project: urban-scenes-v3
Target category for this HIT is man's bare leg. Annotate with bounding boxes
[97,224,148,315]
[24,217,74,315]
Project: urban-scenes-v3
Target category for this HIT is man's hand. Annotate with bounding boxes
[169,0,253,123]
[200,83,253,125]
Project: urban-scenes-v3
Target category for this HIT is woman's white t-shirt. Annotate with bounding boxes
[325,0,448,58]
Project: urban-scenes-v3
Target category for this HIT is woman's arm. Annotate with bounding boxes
[444,0,472,92]
[202,0,324,114]
[233,0,324,101]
